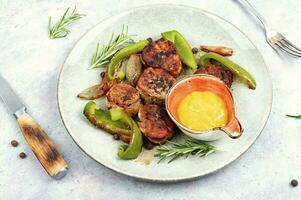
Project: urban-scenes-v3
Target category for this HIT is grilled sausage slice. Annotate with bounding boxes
[136,67,176,105]
[138,104,175,144]
[142,38,182,77]
[194,64,233,87]
[106,83,142,116]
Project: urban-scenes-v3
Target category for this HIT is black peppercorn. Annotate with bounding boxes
[113,134,120,140]
[147,37,153,43]
[10,140,19,147]
[192,47,199,54]
[291,179,298,187]
[100,71,106,78]
[19,152,26,159]
[144,141,154,150]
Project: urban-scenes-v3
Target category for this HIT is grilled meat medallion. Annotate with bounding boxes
[136,67,176,105]
[194,64,234,87]
[138,104,175,144]
[106,83,142,116]
[142,38,182,77]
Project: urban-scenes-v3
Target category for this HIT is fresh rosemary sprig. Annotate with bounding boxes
[155,137,219,163]
[48,7,85,39]
[90,25,135,69]
[286,114,301,119]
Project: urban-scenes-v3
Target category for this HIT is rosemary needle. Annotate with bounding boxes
[155,137,219,163]
[286,114,301,119]
[90,25,135,69]
[48,7,85,39]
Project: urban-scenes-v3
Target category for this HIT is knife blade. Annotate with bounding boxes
[0,74,68,179]
[0,75,25,116]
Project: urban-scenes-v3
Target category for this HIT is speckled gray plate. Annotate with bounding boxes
[58,4,272,182]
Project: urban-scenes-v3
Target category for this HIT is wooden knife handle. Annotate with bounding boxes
[17,112,68,179]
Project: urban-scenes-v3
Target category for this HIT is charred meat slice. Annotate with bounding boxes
[106,83,142,116]
[194,64,233,87]
[142,38,182,77]
[138,104,175,144]
[136,67,176,105]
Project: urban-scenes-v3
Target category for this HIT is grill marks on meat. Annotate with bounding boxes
[101,74,120,94]
[138,104,175,144]
[142,39,182,77]
[106,83,142,116]
[136,67,176,105]
[194,64,234,87]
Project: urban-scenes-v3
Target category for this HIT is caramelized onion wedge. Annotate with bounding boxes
[77,73,120,100]
[77,84,104,100]
[200,45,233,56]
[125,54,142,86]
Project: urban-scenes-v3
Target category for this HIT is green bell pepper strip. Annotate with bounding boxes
[161,30,197,69]
[199,52,256,89]
[110,108,143,160]
[83,101,131,135]
[107,40,149,80]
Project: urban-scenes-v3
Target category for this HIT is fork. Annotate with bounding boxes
[238,0,301,57]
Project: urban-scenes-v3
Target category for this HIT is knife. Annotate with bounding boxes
[0,74,68,179]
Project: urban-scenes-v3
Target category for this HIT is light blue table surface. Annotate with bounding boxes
[1,0,301,199]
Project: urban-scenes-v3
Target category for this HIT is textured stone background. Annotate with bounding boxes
[1,0,301,199]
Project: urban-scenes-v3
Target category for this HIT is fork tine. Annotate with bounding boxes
[279,40,301,55]
[282,38,301,52]
[275,42,301,58]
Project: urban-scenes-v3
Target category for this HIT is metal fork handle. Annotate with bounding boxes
[238,0,269,31]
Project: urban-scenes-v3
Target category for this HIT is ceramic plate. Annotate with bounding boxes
[58,4,272,182]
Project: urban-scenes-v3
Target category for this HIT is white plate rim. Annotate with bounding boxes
[57,3,273,182]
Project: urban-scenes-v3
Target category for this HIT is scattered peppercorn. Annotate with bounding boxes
[113,134,120,140]
[19,152,26,159]
[192,47,199,54]
[100,71,106,78]
[291,179,298,187]
[147,37,153,43]
[10,140,19,147]
[144,141,154,150]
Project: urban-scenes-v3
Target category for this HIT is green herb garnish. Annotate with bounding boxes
[90,25,135,69]
[286,114,301,119]
[155,137,219,163]
[48,7,85,39]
